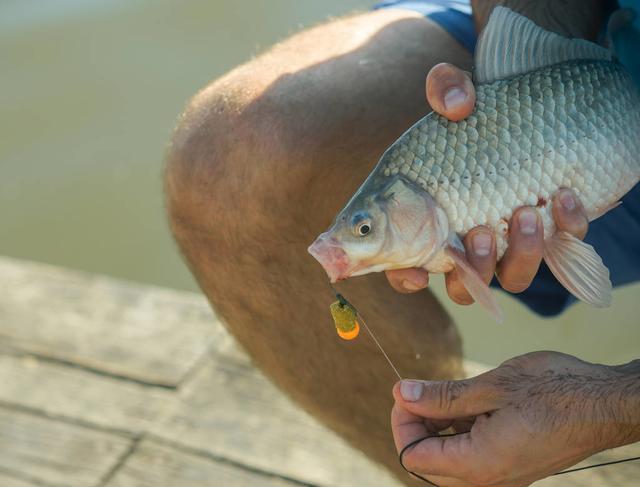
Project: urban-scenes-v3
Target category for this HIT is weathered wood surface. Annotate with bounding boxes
[0,350,173,435]
[105,440,303,487]
[0,256,637,486]
[0,257,218,387]
[538,442,640,486]
[150,357,399,487]
[0,471,41,487]
[0,407,131,487]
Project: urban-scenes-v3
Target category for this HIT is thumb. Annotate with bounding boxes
[393,375,498,419]
[426,62,476,122]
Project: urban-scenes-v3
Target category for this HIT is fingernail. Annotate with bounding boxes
[444,87,467,111]
[472,232,492,257]
[518,209,538,235]
[559,190,576,211]
[402,279,423,291]
[400,380,424,402]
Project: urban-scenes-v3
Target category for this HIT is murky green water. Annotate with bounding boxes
[2,0,637,366]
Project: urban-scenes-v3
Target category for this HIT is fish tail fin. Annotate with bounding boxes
[445,241,504,323]
[543,231,612,308]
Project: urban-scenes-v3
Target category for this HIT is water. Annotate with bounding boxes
[1,0,637,366]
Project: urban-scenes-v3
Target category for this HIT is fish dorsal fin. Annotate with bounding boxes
[474,6,613,83]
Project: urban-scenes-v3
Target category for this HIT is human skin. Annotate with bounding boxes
[166,10,471,484]
[385,62,591,303]
[389,4,640,484]
[392,352,640,486]
[165,1,614,484]
[385,0,614,300]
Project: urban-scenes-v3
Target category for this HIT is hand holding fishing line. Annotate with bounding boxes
[391,352,640,487]
[382,60,640,487]
[384,63,590,303]
[313,6,640,484]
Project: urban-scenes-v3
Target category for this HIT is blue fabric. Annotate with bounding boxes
[613,0,640,86]
[373,0,640,317]
[373,0,476,53]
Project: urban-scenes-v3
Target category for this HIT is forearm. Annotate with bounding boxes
[605,359,640,448]
[470,0,615,40]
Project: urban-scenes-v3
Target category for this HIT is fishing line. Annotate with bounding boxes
[329,283,403,380]
[400,433,640,485]
[357,312,403,381]
[328,286,640,486]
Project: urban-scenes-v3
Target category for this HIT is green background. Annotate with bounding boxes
[1,0,637,366]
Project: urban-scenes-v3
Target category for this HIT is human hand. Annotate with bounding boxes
[391,351,640,487]
[384,63,589,303]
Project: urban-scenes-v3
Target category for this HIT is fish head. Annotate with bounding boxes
[308,177,448,282]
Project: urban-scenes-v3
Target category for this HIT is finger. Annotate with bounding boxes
[392,377,498,419]
[392,403,472,484]
[496,207,544,293]
[426,63,476,121]
[400,432,474,478]
[385,268,429,293]
[552,188,588,240]
[445,227,496,304]
[391,401,432,453]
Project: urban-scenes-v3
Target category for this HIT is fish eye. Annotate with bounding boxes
[351,212,372,237]
[357,222,371,236]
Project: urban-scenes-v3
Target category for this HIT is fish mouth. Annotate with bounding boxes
[308,234,352,282]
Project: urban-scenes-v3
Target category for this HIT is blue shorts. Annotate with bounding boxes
[374,0,640,316]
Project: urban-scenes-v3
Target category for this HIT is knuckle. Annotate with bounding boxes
[432,380,465,412]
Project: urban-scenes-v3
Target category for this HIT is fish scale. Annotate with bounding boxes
[378,60,640,257]
[309,7,640,318]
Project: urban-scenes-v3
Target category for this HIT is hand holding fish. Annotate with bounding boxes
[391,351,640,486]
[384,63,590,305]
[309,7,640,321]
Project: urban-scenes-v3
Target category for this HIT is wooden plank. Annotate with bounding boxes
[106,440,302,487]
[0,256,221,386]
[463,360,491,378]
[150,354,401,487]
[537,442,640,486]
[0,471,42,487]
[0,351,174,435]
[0,407,131,487]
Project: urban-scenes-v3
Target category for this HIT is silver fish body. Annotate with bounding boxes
[373,60,640,259]
[309,7,640,319]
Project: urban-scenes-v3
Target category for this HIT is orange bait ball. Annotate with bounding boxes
[336,320,360,340]
[329,298,360,341]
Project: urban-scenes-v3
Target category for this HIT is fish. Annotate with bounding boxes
[308,7,640,322]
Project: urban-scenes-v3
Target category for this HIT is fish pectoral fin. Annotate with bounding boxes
[589,200,622,221]
[445,244,504,324]
[543,231,612,308]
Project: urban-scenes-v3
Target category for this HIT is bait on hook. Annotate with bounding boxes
[328,284,402,380]
[328,294,360,340]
